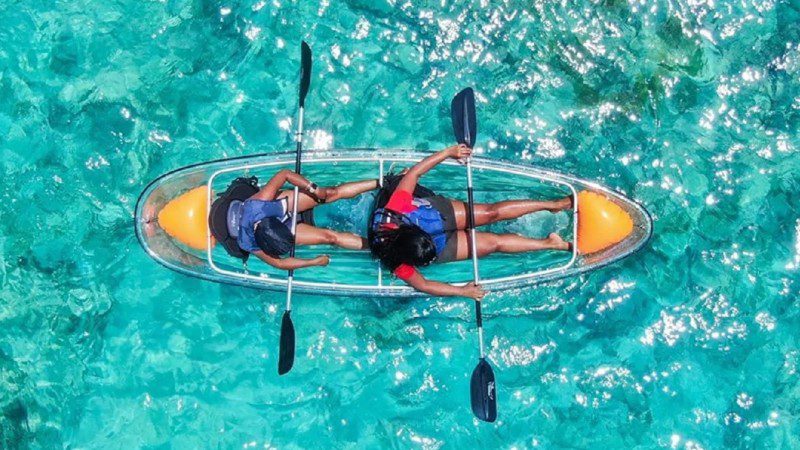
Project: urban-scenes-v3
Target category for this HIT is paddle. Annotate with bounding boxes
[278,41,312,376]
[450,87,497,422]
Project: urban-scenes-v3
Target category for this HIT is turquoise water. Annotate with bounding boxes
[1,0,799,447]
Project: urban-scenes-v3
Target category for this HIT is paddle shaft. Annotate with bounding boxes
[465,158,485,359]
[284,106,304,311]
[458,88,485,360]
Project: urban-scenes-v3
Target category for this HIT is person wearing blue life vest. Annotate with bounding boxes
[368,144,572,300]
[233,169,379,270]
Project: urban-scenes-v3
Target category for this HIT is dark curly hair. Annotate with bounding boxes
[369,222,437,271]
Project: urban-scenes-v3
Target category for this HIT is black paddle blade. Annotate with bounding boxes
[278,310,295,375]
[299,41,312,108]
[470,357,497,422]
[450,88,477,147]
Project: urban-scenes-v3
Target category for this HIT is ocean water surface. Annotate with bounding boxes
[1,0,800,447]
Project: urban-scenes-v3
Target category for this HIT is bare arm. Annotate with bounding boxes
[403,270,485,300]
[253,251,330,270]
[396,144,472,194]
[251,169,315,201]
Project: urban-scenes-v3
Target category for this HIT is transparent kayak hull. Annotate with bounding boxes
[134,149,652,297]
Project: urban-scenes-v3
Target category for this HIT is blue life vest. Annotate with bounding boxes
[371,198,447,256]
[236,198,289,253]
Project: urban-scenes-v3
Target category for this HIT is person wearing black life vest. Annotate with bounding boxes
[368,144,573,300]
[232,169,378,270]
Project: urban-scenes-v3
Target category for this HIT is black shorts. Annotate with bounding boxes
[426,195,459,263]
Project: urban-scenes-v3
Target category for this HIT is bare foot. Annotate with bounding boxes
[545,232,571,251]
[545,196,574,213]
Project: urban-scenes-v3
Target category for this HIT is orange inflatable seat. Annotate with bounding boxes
[576,190,634,254]
[158,186,215,251]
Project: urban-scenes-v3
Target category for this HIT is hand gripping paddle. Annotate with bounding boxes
[451,87,497,423]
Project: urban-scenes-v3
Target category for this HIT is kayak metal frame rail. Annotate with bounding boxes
[203,151,579,293]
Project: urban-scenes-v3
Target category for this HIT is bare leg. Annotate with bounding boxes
[276,190,320,213]
[277,179,378,212]
[323,179,379,202]
[454,231,569,260]
[295,223,367,250]
[451,196,573,229]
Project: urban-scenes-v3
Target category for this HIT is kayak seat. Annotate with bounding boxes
[209,177,260,261]
[577,190,634,254]
[158,185,213,251]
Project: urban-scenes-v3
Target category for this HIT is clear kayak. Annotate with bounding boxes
[134,149,652,297]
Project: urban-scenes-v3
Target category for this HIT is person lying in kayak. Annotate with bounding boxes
[233,169,378,270]
[369,145,572,300]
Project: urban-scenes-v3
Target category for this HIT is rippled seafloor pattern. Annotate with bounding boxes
[1,0,799,448]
